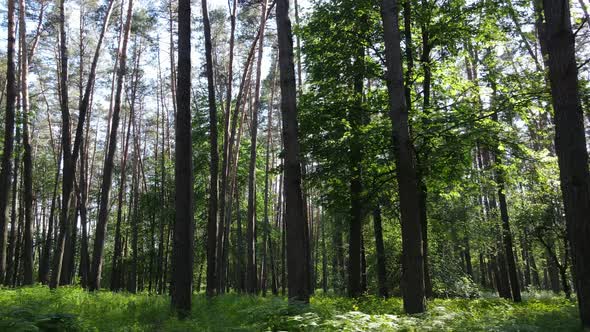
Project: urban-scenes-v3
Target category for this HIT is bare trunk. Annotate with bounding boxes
[246,0,269,294]
[201,0,219,299]
[543,0,590,327]
[171,0,194,316]
[381,0,425,313]
[276,0,310,304]
[0,0,17,281]
[18,0,34,286]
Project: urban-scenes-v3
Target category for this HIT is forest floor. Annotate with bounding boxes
[0,286,581,331]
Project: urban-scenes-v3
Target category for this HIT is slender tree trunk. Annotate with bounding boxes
[88,0,133,291]
[464,237,473,277]
[381,0,426,313]
[77,102,92,287]
[110,102,132,291]
[0,0,17,282]
[171,0,194,316]
[246,0,269,294]
[49,0,74,289]
[262,67,275,296]
[201,0,219,299]
[127,38,142,294]
[236,189,245,292]
[39,148,61,284]
[417,0,433,298]
[321,212,328,294]
[18,0,34,286]
[217,0,238,295]
[494,154,521,302]
[373,206,389,297]
[348,47,365,298]
[13,189,24,286]
[5,123,20,286]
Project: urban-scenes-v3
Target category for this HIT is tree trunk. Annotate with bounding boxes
[50,0,74,289]
[262,61,277,296]
[201,0,219,299]
[5,122,20,286]
[110,99,132,291]
[321,212,328,294]
[276,0,310,304]
[88,0,133,291]
[218,0,238,296]
[39,147,61,284]
[495,157,521,302]
[373,206,389,297]
[543,0,590,327]
[127,39,142,294]
[18,0,33,286]
[171,0,194,316]
[417,0,433,298]
[348,49,365,298]
[0,0,17,282]
[381,0,426,313]
[246,0,269,295]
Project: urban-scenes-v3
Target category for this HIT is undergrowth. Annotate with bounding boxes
[0,286,581,331]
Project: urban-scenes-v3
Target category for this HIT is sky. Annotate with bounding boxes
[208,0,311,11]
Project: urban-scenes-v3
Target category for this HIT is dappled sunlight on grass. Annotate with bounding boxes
[0,286,581,331]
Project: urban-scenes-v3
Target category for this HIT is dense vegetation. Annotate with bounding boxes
[0,286,582,331]
[0,0,590,329]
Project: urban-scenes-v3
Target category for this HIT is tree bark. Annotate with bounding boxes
[0,0,17,282]
[19,0,34,285]
[542,0,590,327]
[49,0,74,289]
[348,47,365,298]
[201,0,219,299]
[171,0,194,316]
[373,206,389,297]
[381,0,426,313]
[276,0,310,304]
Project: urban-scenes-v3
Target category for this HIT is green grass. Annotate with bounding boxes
[0,286,581,331]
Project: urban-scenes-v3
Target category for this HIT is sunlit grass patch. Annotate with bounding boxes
[0,286,581,331]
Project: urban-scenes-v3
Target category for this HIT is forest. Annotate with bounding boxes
[0,0,589,330]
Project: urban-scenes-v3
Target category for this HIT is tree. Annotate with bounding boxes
[217,0,238,295]
[246,0,269,295]
[19,0,34,285]
[0,0,16,282]
[171,0,194,316]
[543,0,590,327]
[88,0,132,291]
[373,206,388,297]
[380,0,426,314]
[276,0,310,304]
[52,0,115,289]
[202,0,218,299]
[49,0,74,289]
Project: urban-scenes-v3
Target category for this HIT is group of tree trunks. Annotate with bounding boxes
[0,0,588,327]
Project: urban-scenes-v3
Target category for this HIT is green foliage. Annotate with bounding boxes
[0,286,580,331]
